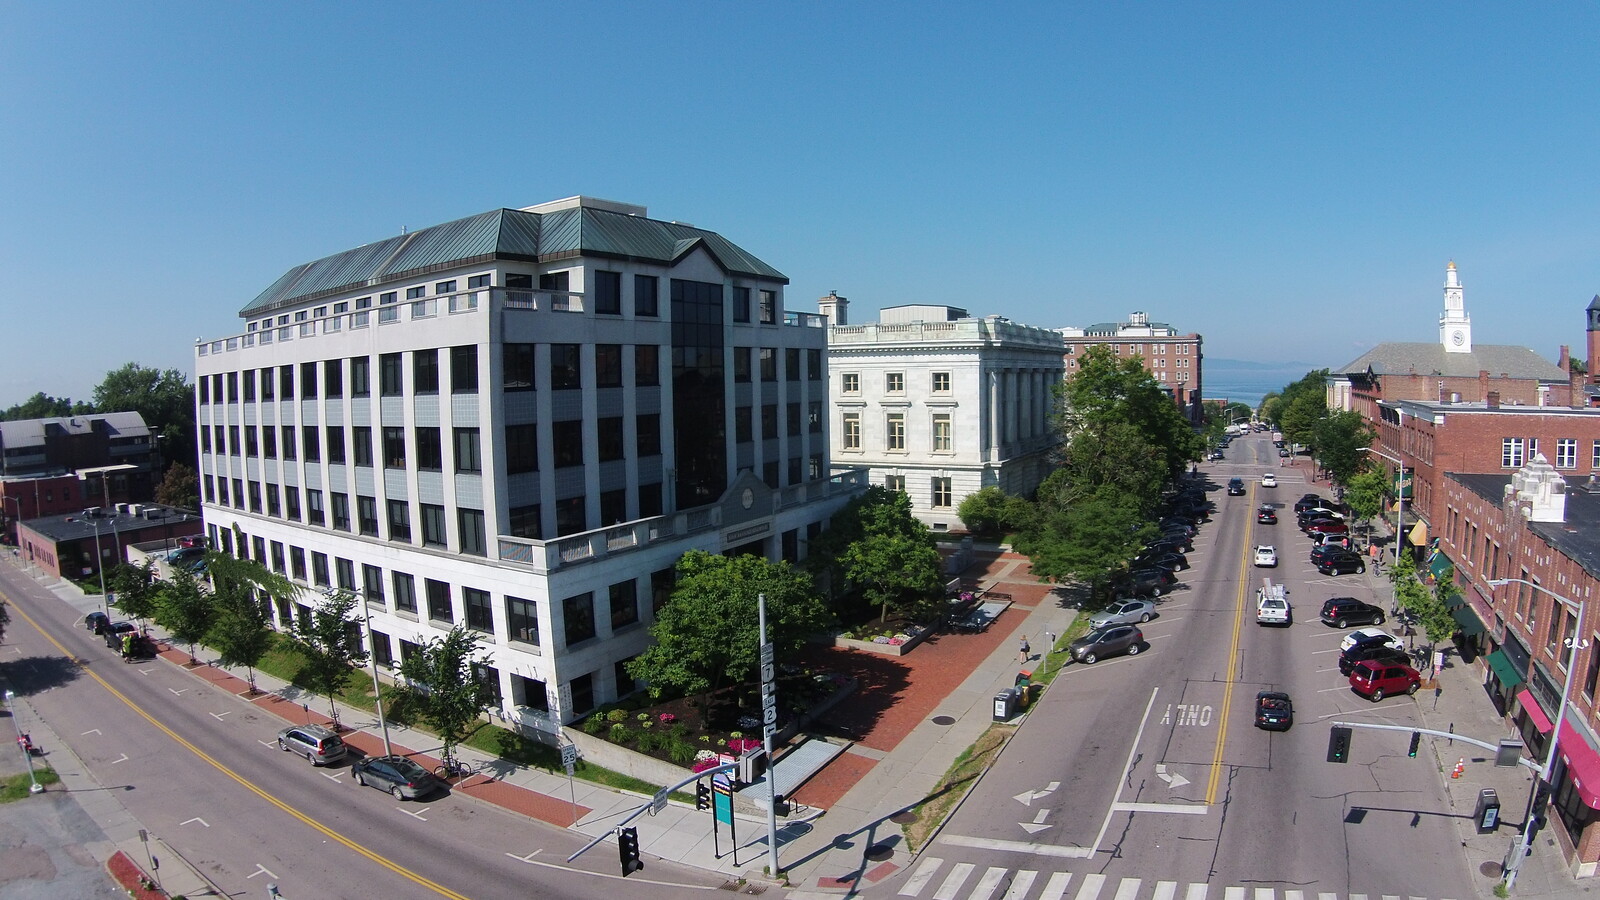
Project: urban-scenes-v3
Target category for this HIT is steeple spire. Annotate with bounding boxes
[1440,260,1472,353]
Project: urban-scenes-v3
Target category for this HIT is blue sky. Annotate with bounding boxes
[3,3,1596,404]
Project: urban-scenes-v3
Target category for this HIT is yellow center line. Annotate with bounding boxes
[1205,482,1254,804]
[3,597,474,900]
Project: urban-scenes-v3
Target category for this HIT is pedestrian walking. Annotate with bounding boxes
[1018,635,1031,664]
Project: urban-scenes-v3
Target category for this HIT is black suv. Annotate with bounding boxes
[1316,550,1367,576]
[1338,642,1411,676]
[1294,495,1328,515]
[1114,568,1176,598]
[1227,478,1246,496]
[1320,597,1386,628]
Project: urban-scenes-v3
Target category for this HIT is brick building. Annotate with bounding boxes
[15,502,201,586]
[1057,312,1203,421]
[1438,459,1600,877]
[0,412,160,543]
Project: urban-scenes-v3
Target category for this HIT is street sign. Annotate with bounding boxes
[762,705,778,726]
[560,744,579,767]
[760,663,775,684]
[713,778,734,825]
[759,642,774,666]
[650,787,669,815]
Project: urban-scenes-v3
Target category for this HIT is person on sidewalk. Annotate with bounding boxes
[121,631,135,661]
[1018,635,1031,664]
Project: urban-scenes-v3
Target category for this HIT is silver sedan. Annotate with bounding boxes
[1088,598,1158,628]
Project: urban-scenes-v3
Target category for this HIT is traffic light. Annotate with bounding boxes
[696,781,711,810]
[1408,731,1421,758]
[617,826,643,876]
[1327,725,1352,763]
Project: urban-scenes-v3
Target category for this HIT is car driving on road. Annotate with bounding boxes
[1261,473,1277,488]
[1253,545,1277,568]
[1256,506,1277,524]
[1320,597,1386,628]
[1227,478,1246,496]
[1254,691,1294,730]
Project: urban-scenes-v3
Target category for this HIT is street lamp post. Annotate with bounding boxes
[88,515,109,616]
[353,590,393,757]
[1490,577,1587,891]
[3,690,45,794]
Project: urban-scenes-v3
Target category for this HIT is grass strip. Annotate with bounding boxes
[0,767,61,802]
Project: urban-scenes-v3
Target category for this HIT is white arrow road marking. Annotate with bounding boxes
[247,864,278,880]
[1013,780,1062,806]
[1020,808,1053,833]
[1155,764,1191,789]
[181,817,210,827]
[400,806,429,822]
[110,754,129,764]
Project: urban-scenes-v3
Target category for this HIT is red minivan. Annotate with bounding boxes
[1348,659,1421,701]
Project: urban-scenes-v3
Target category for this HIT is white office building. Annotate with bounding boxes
[822,296,1065,530]
[195,196,861,733]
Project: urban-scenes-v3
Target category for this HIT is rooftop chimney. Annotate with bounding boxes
[818,291,849,326]
[1486,391,1500,409]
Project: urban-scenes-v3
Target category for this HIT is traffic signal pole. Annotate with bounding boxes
[1324,721,1538,771]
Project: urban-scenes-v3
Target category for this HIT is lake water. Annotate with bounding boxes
[1202,359,1322,410]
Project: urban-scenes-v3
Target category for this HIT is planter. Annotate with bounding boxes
[833,624,934,657]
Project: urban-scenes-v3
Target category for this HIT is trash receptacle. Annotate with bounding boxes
[1475,788,1501,834]
[994,688,1019,721]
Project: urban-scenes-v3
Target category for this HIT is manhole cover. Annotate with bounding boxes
[865,843,896,862]
[1478,861,1504,878]
[932,715,956,726]
[890,810,919,824]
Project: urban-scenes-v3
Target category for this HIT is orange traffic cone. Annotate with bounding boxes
[1451,758,1465,779]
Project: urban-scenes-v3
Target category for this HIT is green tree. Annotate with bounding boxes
[1014,482,1151,598]
[1059,345,1202,478]
[206,554,291,694]
[807,485,942,620]
[1343,469,1388,548]
[841,529,946,625]
[0,392,92,421]
[92,363,196,470]
[958,486,1013,537]
[154,462,200,510]
[291,589,368,723]
[155,568,216,665]
[1053,420,1168,515]
[395,625,497,766]
[628,551,832,723]
[1312,410,1376,485]
[107,561,160,626]
[1270,370,1330,448]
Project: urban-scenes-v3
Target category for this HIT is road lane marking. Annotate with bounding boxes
[1223,888,1245,900]
[970,866,1008,900]
[1001,870,1039,900]
[1039,872,1074,900]
[932,861,974,900]
[939,835,1095,857]
[1074,872,1106,900]
[1152,882,1178,900]
[1206,499,1253,805]
[899,856,942,896]
[1186,884,1208,900]
[1113,877,1141,900]
[1316,702,1415,718]
[180,817,210,827]
[1110,802,1208,814]
[1091,686,1161,855]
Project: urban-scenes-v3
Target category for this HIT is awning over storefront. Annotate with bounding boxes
[1429,551,1454,582]
[1451,604,1486,636]
[1518,688,1554,734]
[1409,520,1429,546]
[1489,650,1526,688]
[1558,718,1600,809]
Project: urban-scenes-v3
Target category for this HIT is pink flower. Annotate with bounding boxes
[658,713,677,724]
[692,758,719,773]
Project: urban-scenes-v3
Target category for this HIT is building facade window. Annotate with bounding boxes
[598,417,625,462]
[387,500,412,542]
[326,427,345,464]
[1556,438,1577,469]
[563,592,596,647]
[760,348,777,381]
[931,476,953,508]
[933,414,952,451]
[380,353,403,395]
[594,270,622,315]
[551,344,581,389]
[886,474,905,493]
[358,496,378,536]
[609,580,639,630]
[1502,438,1526,468]
[306,490,325,526]
[324,359,343,397]
[886,372,904,393]
[352,427,371,467]
[733,286,750,323]
[596,344,622,388]
[635,344,659,386]
[414,349,440,394]
[842,413,861,450]
[932,372,951,392]
[842,372,859,394]
[425,579,453,623]
[504,343,535,391]
[421,504,447,547]
[758,289,776,324]
[464,587,493,633]
[634,274,659,317]
[416,428,443,470]
[506,424,537,474]
[363,564,384,606]
[331,493,350,531]
[508,504,541,539]
[454,428,481,473]
[392,572,416,613]
[887,413,906,451]
[384,428,406,468]
[351,356,370,396]
[553,421,584,468]
[459,508,486,556]
[450,345,479,393]
[636,413,661,457]
[507,596,538,645]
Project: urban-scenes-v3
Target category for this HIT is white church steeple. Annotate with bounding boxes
[1440,260,1472,353]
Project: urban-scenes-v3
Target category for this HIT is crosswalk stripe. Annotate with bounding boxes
[1255,889,1275,900]
[933,862,975,900]
[1002,870,1039,900]
[1284,892,1304,900]
[1075,872,1107,900]
[970,866,1008,900]
[1351,893,1368,900]
[900,857,943,896]
[1039,871,1074,900]
[1185,883,1208,900]
[1319,893,1338,900]
[1224,888,1246,900]
[1152,881,1178,900]
[1114,877,1142,900]
[1382,895,1400,900]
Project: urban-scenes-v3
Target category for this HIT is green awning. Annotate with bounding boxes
[1429,551,1454,582]
[1445,593,1467,611]
[1487,649,1525,688]
[1451,604,1486,636]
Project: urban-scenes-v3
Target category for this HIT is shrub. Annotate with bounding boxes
[606,709,628,724]
[668,739,699,765]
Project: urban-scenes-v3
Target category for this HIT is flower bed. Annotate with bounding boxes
[106,850,167,899]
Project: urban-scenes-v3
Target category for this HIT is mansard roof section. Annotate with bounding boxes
[241,205,784,318]
[1334,342,1566,381]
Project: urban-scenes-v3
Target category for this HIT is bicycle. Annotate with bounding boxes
[434,756,476,780]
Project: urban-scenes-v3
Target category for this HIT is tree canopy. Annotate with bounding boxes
[1312,410,1376,485]
[628,551,832,709]
[1058,345,1203,480]
[93,363,196,469]
[0,392,92,421]
[394,626,499,762]
[1266,369,1330,448]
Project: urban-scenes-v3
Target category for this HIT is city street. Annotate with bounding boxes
[887,434,1479,899]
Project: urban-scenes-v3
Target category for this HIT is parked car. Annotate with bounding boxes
[1088,598,1158,628]
[1209,450,1225,461]
[1309,543,1347,565]
[1254,691,1294,730]
[1311,532,1354,550]
[166,546,206,568]
[1146,533,1193,554]
[1253,545,1277,567]
[350,754,443,800]
[1341,628,1404,653]
[1136,551,1190,572]
[1338,642,1411,676]
[1114,569,1176,598]
[1320,597,1386,628]
[102,622,138,650]
[1294,495,1326,515]
[1316,550,1366,575]
[276,724,349,766]
[1261,473,1277,488]
[1305,520,1350,538]
[1227,478,1246,496]
[1348,659,1422,701]
[1068,624,1144,664]
[1256,507,1278,525]
[84,611,111,634]
[1160,520,1197,538]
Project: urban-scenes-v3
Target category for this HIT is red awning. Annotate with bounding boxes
[1559,718,1600,809]
[1518,689,1554,734]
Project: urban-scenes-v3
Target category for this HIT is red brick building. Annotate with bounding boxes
[1440,461,1600,876]
[0,412,161,543]
[1058,312,1204,421]
[15,503,201,585]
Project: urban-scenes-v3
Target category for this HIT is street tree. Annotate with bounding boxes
[107,560,160,626]
[394,625,497,766]
[958,486,1013,537]
[290,589,368,724]
[154,462,200,510]
[92,363,196,470]
[806,485,943,620]
[628,551,832,724]
[1312,410,1376,485]
[1015,482,1152,599]
[155,568,216,665]
[1058,345,1202,478]
[840,528,946,626]
[0,392,92,421]
[1269,370,1330,447]
[206,554,292,694]
[1343,469,1388,548]
[1053,419,1168,516]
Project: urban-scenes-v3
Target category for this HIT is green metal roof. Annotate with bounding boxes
[241,205,787,318]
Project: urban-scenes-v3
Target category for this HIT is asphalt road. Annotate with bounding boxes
[892,434,1479,899]
[0,564,730,900]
